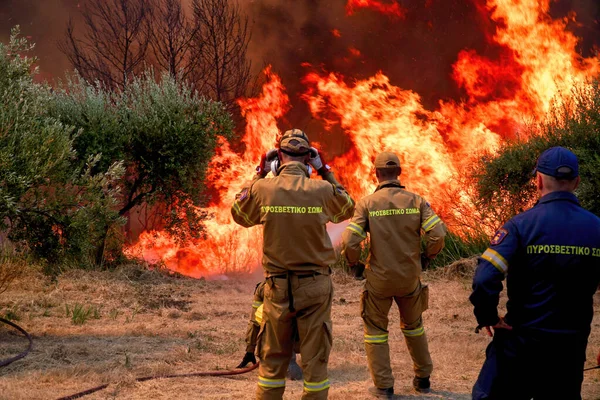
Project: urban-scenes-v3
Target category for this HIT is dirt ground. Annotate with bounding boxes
[0,265,598,400]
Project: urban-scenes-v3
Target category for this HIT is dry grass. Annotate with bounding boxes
[0,243,24,297]
[0,265,598,400]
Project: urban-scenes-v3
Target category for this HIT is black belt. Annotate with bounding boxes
[270,272,322,280]
[267,272,323,312]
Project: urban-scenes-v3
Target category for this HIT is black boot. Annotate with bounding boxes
[413,376,431,393]
[368,386,394,399]
[286,353,303,381]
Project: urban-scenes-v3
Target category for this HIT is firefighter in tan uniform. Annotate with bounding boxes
[341,151,446,399]
[236,281,303,381]
[231,129,355,400]
[237,281,267,365]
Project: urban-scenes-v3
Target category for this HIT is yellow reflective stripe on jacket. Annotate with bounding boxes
[364,333,389,343]
[402,326,425,337]
[254,304,264,324]
[422,215,441,232]
[346,222,366,238]
[252,301,263,309]
[332,193,353,223]
[304,379,331,392]
[258,376,286,388]
[233,201,254,226]
[481,248,508,274]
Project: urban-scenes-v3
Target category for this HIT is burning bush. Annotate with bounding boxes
[50,69,234,265]
[474,80,600,224]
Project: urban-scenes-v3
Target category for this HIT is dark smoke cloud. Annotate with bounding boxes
[0,0,82,81]
[550,0,600,58]
[244,0,600,106]
[245,1,491,114]
[240,0,600,152]
[0,0,598,132]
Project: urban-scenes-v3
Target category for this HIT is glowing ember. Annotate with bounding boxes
[127,0,600,278]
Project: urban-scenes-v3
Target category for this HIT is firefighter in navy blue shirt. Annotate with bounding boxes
[470,146,600,400]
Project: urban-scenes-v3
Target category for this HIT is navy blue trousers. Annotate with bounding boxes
[472,329,588,400]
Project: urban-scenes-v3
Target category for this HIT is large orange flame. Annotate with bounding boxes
[127,0,600,278]
[125,67,288,277]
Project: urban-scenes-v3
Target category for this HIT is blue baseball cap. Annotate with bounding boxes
[533,146,579,179]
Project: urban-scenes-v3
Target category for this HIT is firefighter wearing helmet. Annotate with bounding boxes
[470,147,600,399]
[231,129,354,399]
[341,151,447,398]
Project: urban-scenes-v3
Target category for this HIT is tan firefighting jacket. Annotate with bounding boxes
[231,161,355,275]
[342,179,446,296]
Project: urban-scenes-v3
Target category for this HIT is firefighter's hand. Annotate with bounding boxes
[256,149,278,177]
[596,349,600,366]
[236,351,257,368]
[479,318,512,337]
[309,147,330,175]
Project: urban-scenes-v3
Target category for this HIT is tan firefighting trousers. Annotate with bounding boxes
[256,273,333,400]
[361,281,432,389]
[246,282,266,353]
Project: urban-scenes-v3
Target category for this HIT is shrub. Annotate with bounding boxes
[427,230,489,270]
[474,80,600,223]
[0,28,124,273]
[50,71,234,264]
[66,303,100,325]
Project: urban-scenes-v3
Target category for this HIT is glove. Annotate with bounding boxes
[597,349,600,366]
[350,262,365,280]
[236,351,257,368]
[256,149,278,177]
[421,253,431,270]
[309,147,331,175]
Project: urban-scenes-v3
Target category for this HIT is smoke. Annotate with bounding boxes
[0,0,82,81]
[549,0,600,58]
[0,0,598,117]
[244,0,491,107]
[239,0,600,153]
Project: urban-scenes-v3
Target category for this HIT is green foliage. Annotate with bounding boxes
[427,230,489,269]
[50,71,234,251]
[109,308,121,320]
[0,28,124,272]
[0,28,233,272]
[66,302,100,325]
[474,80,600,224]
[2,305,20,321]
[332,238,370,274]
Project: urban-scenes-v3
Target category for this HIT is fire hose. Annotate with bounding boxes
[51,357,598,399]
[0,316,33,368]
[55,362,259,400]
[0,317,259,400]
[1,314,598,397]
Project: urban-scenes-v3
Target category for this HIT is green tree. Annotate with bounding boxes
[0,28,124,272]
[474,80,600,225]
[50,71,234,264]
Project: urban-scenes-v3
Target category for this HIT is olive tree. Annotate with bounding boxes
[51,71,234,264]
[0,28,124,273]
